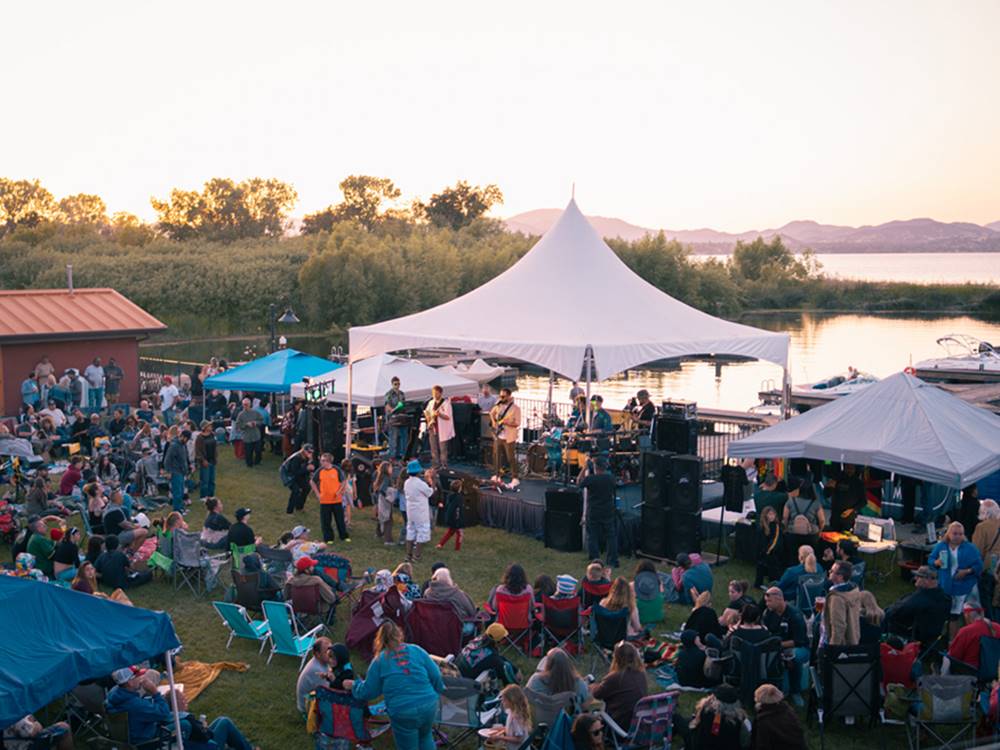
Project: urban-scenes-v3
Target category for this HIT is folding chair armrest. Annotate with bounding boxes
[482,603,496,616]
[596,710,629,739]
[810,665,822,700]
[303,624,325,639]
[580,606,592,617]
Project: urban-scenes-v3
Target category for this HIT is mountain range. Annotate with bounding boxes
[506,209,1000,253]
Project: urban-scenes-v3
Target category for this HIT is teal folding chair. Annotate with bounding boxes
[263,600,323,668]
[212,601,271,653]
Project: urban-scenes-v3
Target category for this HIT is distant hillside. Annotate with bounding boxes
[506,211,1000,253]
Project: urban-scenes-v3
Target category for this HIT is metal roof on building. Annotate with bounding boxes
[0,288,167,342]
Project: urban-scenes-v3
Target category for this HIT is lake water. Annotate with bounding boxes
[144,312,1000,412]
[694,251,1000,285]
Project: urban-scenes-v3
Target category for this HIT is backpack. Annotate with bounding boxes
[789,497,818,535]
[280,454,298,487]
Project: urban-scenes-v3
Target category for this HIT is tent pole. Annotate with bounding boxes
[165,650,185,750]
[345,360,354,458]
[546,370,554,417]
[584,347,592,427]
[781,367,791,420]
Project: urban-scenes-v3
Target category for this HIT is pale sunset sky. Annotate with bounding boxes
[5,1,998,231]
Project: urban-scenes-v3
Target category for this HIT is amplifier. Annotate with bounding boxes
[660,400,697,419]
[655,416,698,455]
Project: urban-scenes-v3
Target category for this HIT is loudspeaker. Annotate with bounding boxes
[319,407,345,462]
[546,487,583,514]
[450,402,479,460]
[655,416,698,455]
[667,511,702,555]
[720,464,747,513]
[641,450,674,509]
[544,509,582,552]
[640,505,670,558]
[669,455,703,513]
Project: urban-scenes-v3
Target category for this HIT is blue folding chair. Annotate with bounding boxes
[797,574,827,616]
[212,601,271,653]
[263,600,323,668]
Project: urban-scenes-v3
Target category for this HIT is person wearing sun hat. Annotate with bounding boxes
[283,556,336,615]
[456,621,521,684]
[403,459,433,563]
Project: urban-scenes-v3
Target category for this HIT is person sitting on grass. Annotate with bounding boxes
[676,629,715,688]
[720,580,755,628]
[600,577,643,639]
[683,590,724,641]
[52,525,81,581]
[707,603,772,651]
[284,557,336,616]
[457,622,521,684]
[487,563,533,610]
[106,665,259,749]
[102,489,149,552]
[3,714,73,750]
[95,535,152,590]
[71,560,133,604]
[670,552,713,605]
[526,647,590,706]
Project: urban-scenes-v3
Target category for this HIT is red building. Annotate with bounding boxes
[0,288,167,416]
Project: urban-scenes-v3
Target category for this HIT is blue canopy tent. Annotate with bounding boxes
[0,577,181,730]
[203,348,341,394]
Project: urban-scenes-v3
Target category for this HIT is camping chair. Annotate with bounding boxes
[602,690,679,750]
[538,594,583,656]
[230,542,257,565]
[636,592,665,626]
[212,601,272,653]
[851,560,867,590]
[580,579,611,610]
[232,569,278,612]
[906,675,977,750]
[810,643,882,750]
[173,529,207,595]
[257,544,294,579]
[345,587,408,660]
[729,635,785,709]
[408,599,464,657]
[147,529,174,579]
[435,674,497,749]
[314,552,366,607]
[880,640,921,691]
[524,688,580,729]
[589,604,629,673]
[290,581,337,632]
[311,685,388,750]
[104,710,174,750]
[796,573,827,616]
[263,599,323,668]
[66,683,111,746]
[489,590,535,656]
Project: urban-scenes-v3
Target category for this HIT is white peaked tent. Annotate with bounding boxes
[291,354,479,406]
[727,372,1000,488]
[350,198,789,380]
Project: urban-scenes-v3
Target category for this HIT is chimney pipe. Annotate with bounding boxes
[66,264,74,293]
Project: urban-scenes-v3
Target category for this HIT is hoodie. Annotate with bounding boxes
[823,582,863,646]
[751,700,807,750]
[424,579,477,620]
[105,686,172,742]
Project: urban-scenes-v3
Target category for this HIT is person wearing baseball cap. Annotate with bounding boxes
[283,556,336,616]
[282,442,315,515]
[226,508,260,549]
[883,564,952,648]
[944,601,1000,673]
[455,621,521,685]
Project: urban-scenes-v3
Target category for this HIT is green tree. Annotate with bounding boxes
[58,193,108,226]
[110,211,154,246]
[416,181,503,230]
[730,235,817,282]
[0,178,57,236]
[151,178,297,241]
[302,175,402,233]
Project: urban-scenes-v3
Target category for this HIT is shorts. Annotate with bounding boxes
[406,518,431,543]
[118,530,136,545]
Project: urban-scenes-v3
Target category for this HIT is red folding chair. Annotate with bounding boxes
[489,591,534,656]
[407,599,464,657]
[880,640,921,690]
[290,582,336,631]
[538,594,583,656]
[580,579,611,610]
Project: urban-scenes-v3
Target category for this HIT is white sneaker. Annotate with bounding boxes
[510,478,520,487]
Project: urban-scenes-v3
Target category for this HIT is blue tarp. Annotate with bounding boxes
[0,576,181,728]
[203,348,341,394]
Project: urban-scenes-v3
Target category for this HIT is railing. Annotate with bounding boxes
[139,356,202,396]
[513,394,769,479]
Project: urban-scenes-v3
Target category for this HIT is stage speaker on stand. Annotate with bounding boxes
[641,450,674,509]
[544,487,582,552]
[655,415,698,455]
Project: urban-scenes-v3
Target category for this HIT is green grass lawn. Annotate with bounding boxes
[8,449,916,749]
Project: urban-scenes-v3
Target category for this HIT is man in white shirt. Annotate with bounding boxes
[83,357,105,411]
[38,400,68,428]
[403,460,434,563]
[158,376,180,425]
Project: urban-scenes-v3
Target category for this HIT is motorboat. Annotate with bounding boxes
[914,335,1000,383]
[792,369,879,399]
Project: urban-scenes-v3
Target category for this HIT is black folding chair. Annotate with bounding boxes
[810,643,883,750]
[729,635,784,708]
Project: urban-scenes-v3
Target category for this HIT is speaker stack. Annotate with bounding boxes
[639,451,703,559]
[544,487,583,552]
[654,411,698,455]
[449,402,480,461]
[307,406,345,463]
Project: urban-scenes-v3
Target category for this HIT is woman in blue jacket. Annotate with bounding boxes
[345,621,444,750]
[930,521,983,637]
[775,545,819,603]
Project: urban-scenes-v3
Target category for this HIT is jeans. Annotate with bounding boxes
[286,482,310,514]
[170,472,185,511]
[428,428,448,468]
[389,704,437,750]
[785,646,811,695]
[244,440,262,467]
[587,518,619,567]
[199,464,216,497]
[88,386,104,410]
[321,503,349,542]
[162,407,175,426]
[209,716,253,750]
[388,425,406,459]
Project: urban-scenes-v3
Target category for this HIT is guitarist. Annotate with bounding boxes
[384,377,407,460]
[489,388,522,487]
[424,384,454,469]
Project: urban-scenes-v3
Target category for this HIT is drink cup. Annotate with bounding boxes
[815,596,826,613]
